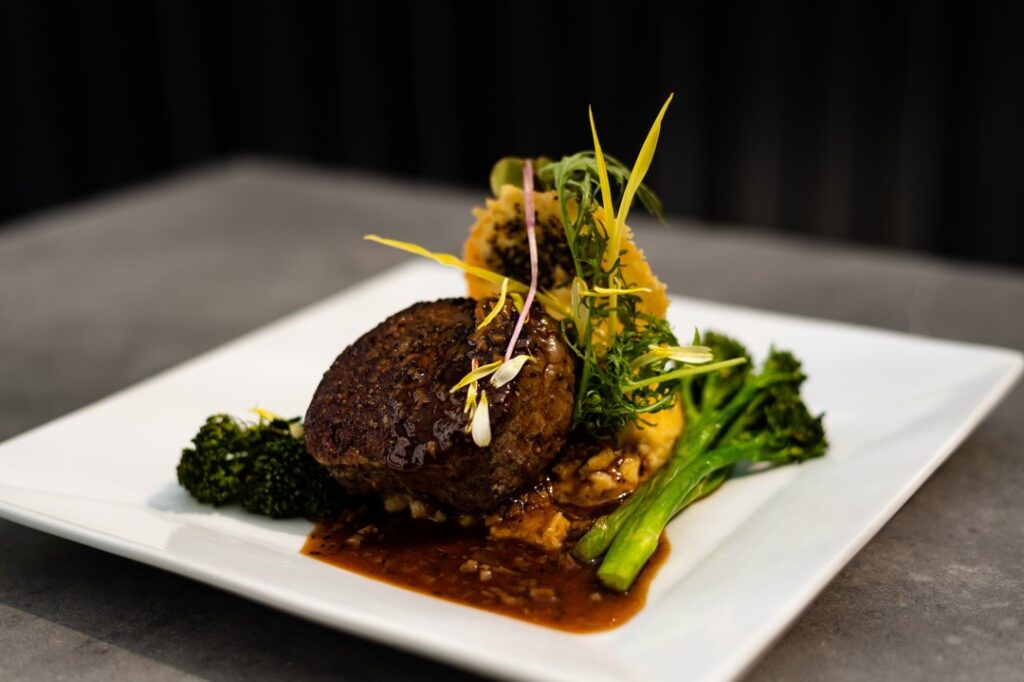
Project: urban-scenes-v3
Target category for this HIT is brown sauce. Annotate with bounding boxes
[301,506,668,632]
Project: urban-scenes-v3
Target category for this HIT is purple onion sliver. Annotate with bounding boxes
[504,160,539,361]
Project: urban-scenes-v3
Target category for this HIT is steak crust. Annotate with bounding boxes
[304,297,575,512]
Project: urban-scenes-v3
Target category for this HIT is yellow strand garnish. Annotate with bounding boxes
[588,107,621,333]
[364,235,509,287]
[476,277,509,330]
[585,285,653,297]
[363,235,570,318]
[250,407,282,422]
[614,94,673,244]
[251,407,302,438]
[588,106,618,258]
[589,95,672,334]
[464,358,481,414]
[449,359,502,393]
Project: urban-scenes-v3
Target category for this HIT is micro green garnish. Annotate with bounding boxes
[365,96,739,440]
[540,95,731,438]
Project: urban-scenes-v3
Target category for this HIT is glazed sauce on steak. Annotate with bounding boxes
[301,507,667,633]
[304,297,576,513]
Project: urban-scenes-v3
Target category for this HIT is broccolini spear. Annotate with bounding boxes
[574,332,751,561]
[177,412,346,519]
[574,333,828,591]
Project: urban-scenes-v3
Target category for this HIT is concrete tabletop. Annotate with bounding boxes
[0,160,1021,681]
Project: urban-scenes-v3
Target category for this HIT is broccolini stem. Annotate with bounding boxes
[573,465,726,563]
[680,380,701,424]
[573,387,744,563]
[573,347,596,427]
[587,380,762,590]
[574,468,659,562]
[677,466,729,514]
[596,445,756,591]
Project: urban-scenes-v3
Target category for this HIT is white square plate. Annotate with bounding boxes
[0,261,1019,682]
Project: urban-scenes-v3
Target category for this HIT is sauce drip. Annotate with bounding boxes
[301,506,667,632]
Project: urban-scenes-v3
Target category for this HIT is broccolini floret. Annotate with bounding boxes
[177,413,346,519]
[575,332,827,590]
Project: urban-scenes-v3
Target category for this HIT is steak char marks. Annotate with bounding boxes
[304,297,575,513]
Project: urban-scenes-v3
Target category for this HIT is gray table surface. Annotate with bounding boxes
[1,159,1022,682]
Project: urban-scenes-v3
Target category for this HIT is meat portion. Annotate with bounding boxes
[304,297,576,512]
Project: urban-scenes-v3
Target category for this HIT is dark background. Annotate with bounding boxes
[2,1,1022,267]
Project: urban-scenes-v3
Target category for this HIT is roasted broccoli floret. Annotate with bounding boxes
[176,414,252,505]
[177,413,346,519]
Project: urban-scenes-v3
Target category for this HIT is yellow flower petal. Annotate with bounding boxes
[470,391,491,447]
[450,359,502,393]
[629,344,714,369]
[489,355,531,388]
[463,381,478,414]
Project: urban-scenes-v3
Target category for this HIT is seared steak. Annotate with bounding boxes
[304,297,575,512]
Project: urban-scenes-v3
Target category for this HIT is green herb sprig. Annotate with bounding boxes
[535,99,732,438]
